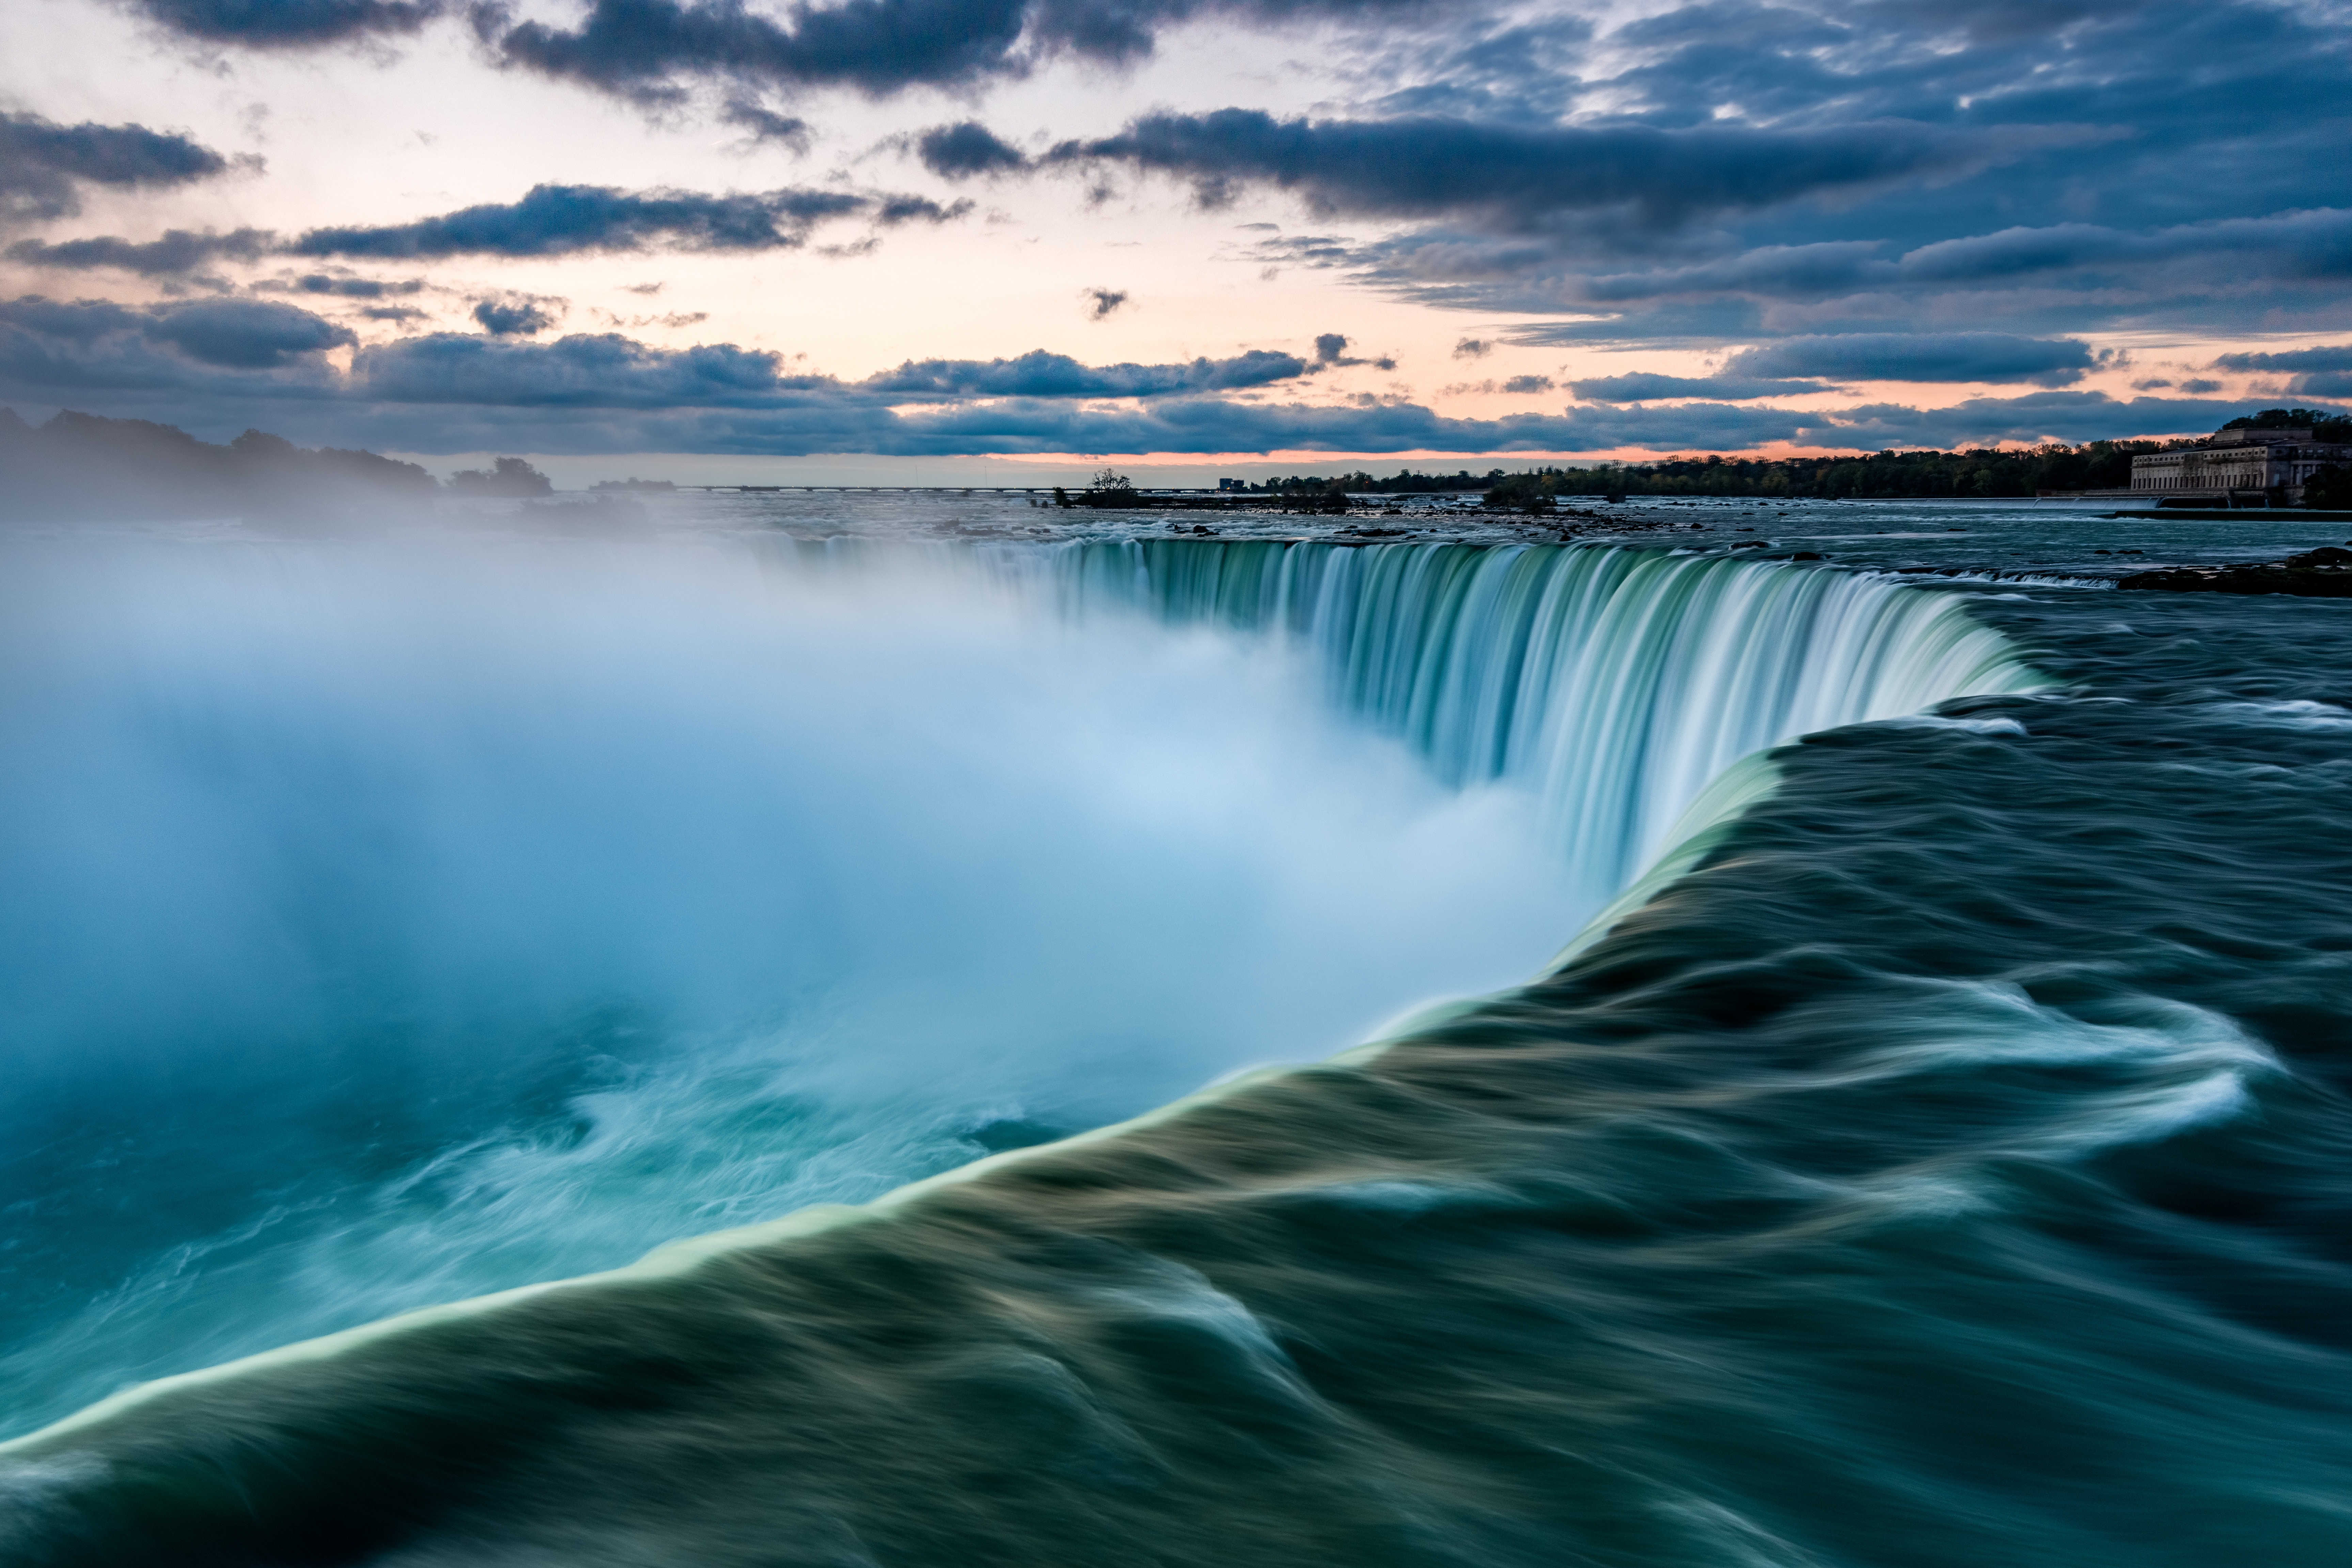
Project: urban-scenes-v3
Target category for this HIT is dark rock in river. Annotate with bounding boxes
[2119,550,2352,596]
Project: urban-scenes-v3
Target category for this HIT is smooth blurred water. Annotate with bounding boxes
[1018,536,2034,894]
[5,504,2349,1568]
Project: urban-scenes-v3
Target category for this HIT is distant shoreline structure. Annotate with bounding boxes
[2119,420,2352,506]
[5,405,2348,520]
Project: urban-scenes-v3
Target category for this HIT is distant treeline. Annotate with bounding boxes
[0,408,569,522]
[1507,444,2177,501]
[1247,412,2352,503]
[1238,470,1501,494]
[1243,444,2175,501]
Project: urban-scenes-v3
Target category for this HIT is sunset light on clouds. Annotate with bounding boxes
[4,0,2349,481]
[14,7,2352,1558]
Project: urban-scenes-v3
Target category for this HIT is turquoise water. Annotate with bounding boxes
[1,500,2346,1565]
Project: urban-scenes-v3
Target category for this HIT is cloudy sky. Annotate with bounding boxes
[3,0,2349,479]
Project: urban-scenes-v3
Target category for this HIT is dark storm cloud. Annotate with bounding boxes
[345,334,1311,407]
[874,194,974,225]
[100,0,2352,361]
[720,100,813,149]
[0,295,353,389]
[2210,345,2352,399]
[4,228,275,276]
[2,303,1302,425]
[1571,372,1832,402]
[1384,207,2352,313]
[0,112,236,223]
[1370,205,2352,347]
[1312,332,1393,371]
[10,302,2279,457]
[1805,391,2320,451]
[472,297,561,335]
[133,0,444,45]
[288,273,426,298]
[288,183,942,257]
[146,298,359,366]
[6,181,951,282]
[472,0,1439,102]
[1049,109,2000,226]
[1213,0,2352,342]
[476,0,1033,101]
[80,0,2350,359]
[2211,346,2352,374]
[1721,334,2096,387]
[916,122,1030,179]
[862,347,1307,396]
[1887,211,2352,290]
[342,332,814,406]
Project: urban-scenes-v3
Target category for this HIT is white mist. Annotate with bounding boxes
[0,529,1583,1431]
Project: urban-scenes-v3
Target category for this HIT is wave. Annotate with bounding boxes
[0,537,2099,1567]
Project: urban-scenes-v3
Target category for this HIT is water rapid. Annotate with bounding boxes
[1018,538,2038,904]
[17,522,2337,1568]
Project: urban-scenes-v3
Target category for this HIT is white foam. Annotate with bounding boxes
[1883,714,2029,736]
[1829,983,2281,1160]
[2212,699,2352,731]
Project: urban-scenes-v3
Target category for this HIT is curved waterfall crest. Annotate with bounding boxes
[1005,538,2045,905]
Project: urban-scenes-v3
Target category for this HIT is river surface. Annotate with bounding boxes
[1,495,2346,1567]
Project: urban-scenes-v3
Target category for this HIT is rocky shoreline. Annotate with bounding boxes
[2119,546,2352,597]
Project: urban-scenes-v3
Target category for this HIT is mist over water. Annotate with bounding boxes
[0,530,1582,1430]
[16,508,2340,1568]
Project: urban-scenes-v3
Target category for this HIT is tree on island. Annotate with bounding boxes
[1481,472,1559,512]
[2220,409,2352,508]
[448,456,554,498]
[0,407,437,522]
[2224,407,2352,443]
[1056,468,1140,507]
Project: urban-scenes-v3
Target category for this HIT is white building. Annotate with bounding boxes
[2132,425,2351,502]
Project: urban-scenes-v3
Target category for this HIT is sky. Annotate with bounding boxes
[2,0,2350,481]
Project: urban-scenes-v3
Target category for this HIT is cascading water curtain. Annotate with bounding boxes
[1023,539,2045,905]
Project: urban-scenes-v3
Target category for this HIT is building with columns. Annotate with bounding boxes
[2132,425,2351,503]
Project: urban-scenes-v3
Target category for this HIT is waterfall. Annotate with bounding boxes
[1006,539,2045,906]
[0,531,2050,1475]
